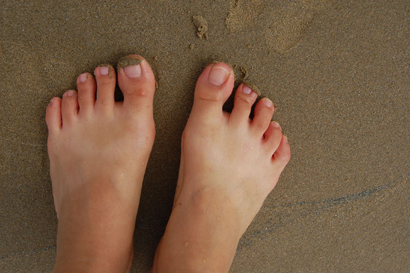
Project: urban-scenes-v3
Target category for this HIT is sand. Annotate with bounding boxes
[1,0,409,272]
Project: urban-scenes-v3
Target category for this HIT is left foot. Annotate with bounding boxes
[152,62,291,272]
[45,55,156,272]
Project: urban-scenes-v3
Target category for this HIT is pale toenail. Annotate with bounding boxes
[242,85,252,94]
[208,65,230,86]
[283,135,288,143]
[273,121,280,128]
[100,66,109,76]
[263,98,273,108]
[124,65,142,78]
[79,73,87,83]
[67,90,75,97]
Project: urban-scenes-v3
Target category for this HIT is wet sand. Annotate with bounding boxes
[1,0,409,272]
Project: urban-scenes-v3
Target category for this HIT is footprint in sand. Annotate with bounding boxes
[226,0,331,53]
[225,0,262,33]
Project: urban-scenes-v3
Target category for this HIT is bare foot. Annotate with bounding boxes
[45,55,156,273]
[152,62,291,272]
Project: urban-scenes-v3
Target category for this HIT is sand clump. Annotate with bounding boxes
[192,15,209,40]
[117,56,142,70]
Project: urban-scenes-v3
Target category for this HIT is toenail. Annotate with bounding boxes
[79,73,87,83]
[100,66,109,76]
[263,98,273,108]
[273,121,280,128]
[124,64,142,78]
[67,90,75,97]
[283,135,289,143]
[242,85,252,94]
[208,65,230,86]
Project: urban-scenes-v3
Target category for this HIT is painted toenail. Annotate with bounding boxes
[273,121,280,128]
[242,85,252,94]
[79,73,87,83]
[100,67,109,76]
[124,65,142,78]
[263,98,273,108]
[208,65,230,86]
[67,90,75,97]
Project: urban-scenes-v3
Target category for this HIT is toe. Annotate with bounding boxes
[272,135,291,169]
[263,121,283,155]
[251,98,275,136]
[77,72,96,115]
[191,62,235,122]
[117,55,156,115]
[61,90,79,126]
[229,84,258,126]
[94,65,116,111]
[45,97,62,134]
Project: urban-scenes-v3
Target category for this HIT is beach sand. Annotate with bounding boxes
[1,0,409,272]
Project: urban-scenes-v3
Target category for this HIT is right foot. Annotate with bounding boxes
[152,62,291,272]
[46,55,156,272]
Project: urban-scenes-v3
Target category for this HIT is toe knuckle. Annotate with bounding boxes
[237,95,254,105]
[130,87,150,97]
[196,88,223,102]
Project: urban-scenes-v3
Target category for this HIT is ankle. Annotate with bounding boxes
[54,244,133,273]
[153,190,243,272]
[54,217,135,273]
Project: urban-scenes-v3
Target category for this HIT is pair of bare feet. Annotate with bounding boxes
[45,54,290,273]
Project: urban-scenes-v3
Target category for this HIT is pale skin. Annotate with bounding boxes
[45,54,290,273]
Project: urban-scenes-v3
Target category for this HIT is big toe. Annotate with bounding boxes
[190,62,235,122]
[117,54,156,115]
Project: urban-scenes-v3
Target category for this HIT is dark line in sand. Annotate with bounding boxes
[237,170,410,250]
[268,169,410,209]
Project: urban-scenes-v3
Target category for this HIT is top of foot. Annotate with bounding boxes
[46,54,156,272]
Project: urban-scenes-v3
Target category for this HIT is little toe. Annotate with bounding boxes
[45,97,62,134]
[76,72,96,114]
[190,62,235,122]
[117,54,156,115]
[272,135,291,170]
[61,90,79,126]
[94,65,116,111]
[263,121,283,155]
[251,98,275,136]
[229,84,258,126]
